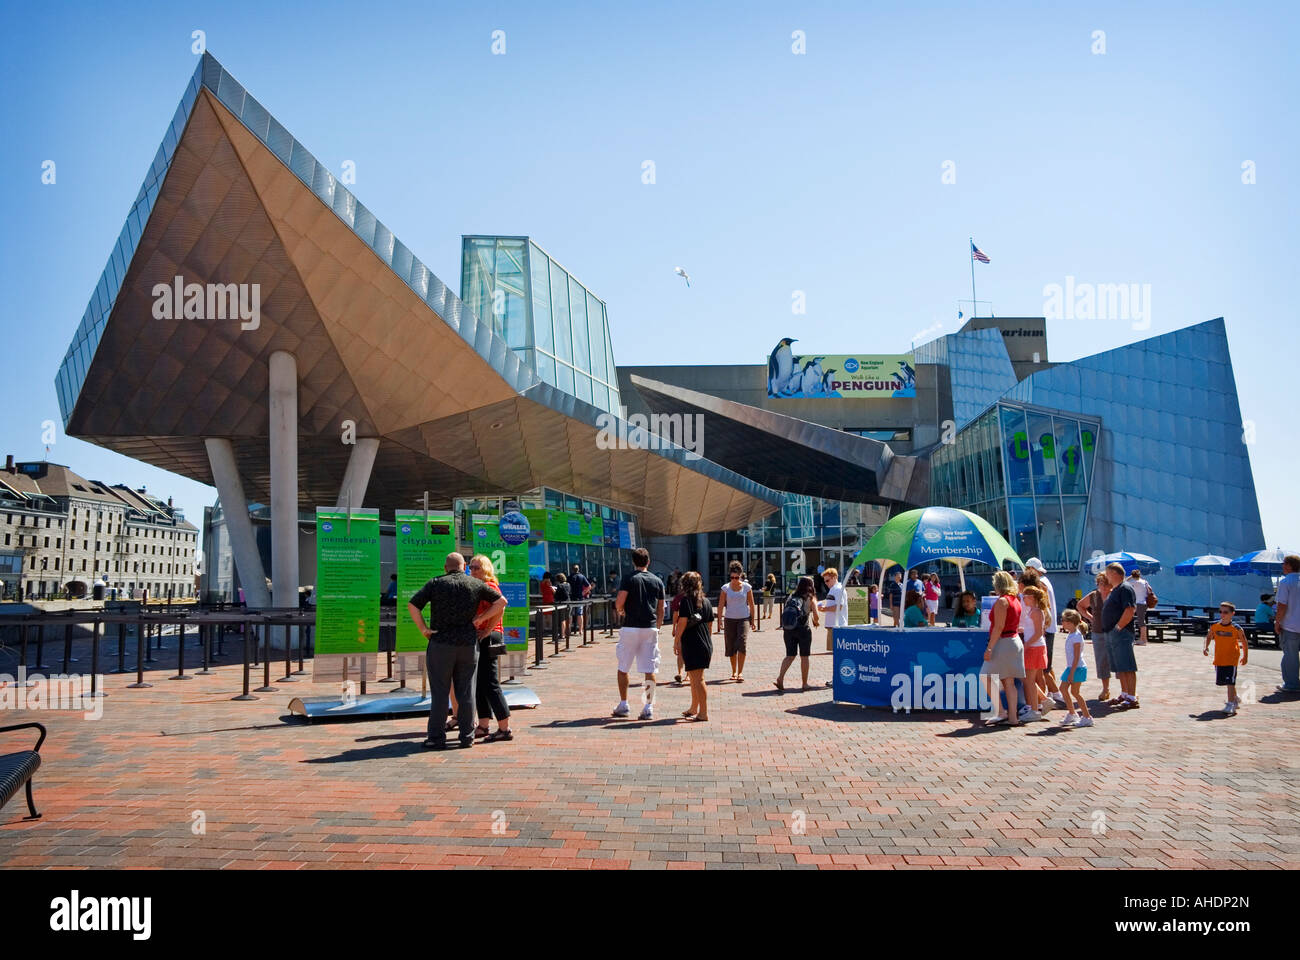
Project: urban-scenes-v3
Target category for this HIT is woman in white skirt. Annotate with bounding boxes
[983,570,1026,726]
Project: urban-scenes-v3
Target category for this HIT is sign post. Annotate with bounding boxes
[314,507,381,683]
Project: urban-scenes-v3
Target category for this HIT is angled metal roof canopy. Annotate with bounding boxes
[626,375,929,508]
[54,53,779,535]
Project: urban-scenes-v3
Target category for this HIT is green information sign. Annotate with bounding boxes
[846,586,871,625]
[315,508,381,656]
[522,508,604,545]
[472,521,530,651]
[395,510,456,653]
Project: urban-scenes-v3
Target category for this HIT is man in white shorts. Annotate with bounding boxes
[612,547,665,720]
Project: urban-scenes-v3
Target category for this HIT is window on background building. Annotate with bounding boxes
[1080,420,1099,487]
[1008,497,1039,561]
[529,244,553,354]
[550,260,572,365]
[1054,417,1086,495]
[1027,412,1059,497]
[1061,496,1088,568]
[1000,405,1032,497]
[1035,498,1067,568]
[569,276,589,373]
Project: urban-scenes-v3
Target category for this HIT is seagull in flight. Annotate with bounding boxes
[674,266,691,287]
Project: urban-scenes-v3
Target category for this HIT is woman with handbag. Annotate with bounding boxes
[470,554,512,742]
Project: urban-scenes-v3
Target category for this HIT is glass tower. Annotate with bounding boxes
[462,236,622,414]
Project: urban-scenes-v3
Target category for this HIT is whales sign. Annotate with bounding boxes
[766,339,917,399]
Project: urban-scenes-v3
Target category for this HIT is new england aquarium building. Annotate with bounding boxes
[56,54,1268,610]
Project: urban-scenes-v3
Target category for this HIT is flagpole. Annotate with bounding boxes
[969,236,977,319]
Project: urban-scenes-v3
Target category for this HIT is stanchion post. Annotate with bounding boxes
[35,624,48,670]
[256,621,278,693]
[532,608,546,668]
[16,623,33,688]
[62,623,75,672]
[281,618,298,682]
[127,616,152,688]
[89,620,104,698]
[198,623,213,676]
[115,622,126,674]
[171,613,192,680]
[233,619,257,701]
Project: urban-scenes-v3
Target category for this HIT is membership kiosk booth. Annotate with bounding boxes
[832,506,1023,713]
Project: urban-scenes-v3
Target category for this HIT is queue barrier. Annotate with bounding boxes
[0,596,623,703]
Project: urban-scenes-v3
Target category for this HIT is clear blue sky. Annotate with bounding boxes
[2,1,1295,551]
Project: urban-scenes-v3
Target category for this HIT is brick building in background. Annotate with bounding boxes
[0,456,197,600]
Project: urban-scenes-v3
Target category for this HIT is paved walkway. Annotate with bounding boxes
[2,627,1297,869]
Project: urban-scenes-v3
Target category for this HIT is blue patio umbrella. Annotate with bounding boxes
[1227,548,1294,576]
[1175,555,1233,605]
[1085,551,1161,576]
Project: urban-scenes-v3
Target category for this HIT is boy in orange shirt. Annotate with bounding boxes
[1203,601,1248,714]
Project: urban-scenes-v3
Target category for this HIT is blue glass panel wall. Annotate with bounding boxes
[1002,318,1267,608]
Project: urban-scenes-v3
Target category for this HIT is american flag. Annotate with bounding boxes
[971,242,990,264]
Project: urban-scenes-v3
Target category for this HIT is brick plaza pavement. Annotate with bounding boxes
[2,625,1297,869]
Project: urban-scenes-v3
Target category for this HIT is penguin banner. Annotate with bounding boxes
[766,339,917,398]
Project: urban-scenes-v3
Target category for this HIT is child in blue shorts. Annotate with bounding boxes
[1057,609,1093,727]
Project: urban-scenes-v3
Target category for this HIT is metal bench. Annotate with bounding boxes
[1244,625,1278,649]
[0,722,46,820]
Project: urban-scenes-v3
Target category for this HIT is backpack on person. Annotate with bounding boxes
[781,594,808,631]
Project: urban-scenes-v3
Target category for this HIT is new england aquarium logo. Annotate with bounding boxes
[499,511,531,546]
[321,522,333,533]
[838,659,857,684]
[400,524,412,535]
[843,357,860,373]
[922,527,943,543]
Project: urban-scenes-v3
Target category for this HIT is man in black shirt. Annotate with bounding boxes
[570,564,591,635]
[1100,562,1139,708]
[408,552,506,749]
[612,547,665,719]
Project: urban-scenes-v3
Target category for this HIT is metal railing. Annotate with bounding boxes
[0,595,632,702]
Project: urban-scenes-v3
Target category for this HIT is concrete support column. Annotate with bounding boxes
[204,438,271,609]
[335,437,380,510]
[695,533,709,590]
[268,351,300,615]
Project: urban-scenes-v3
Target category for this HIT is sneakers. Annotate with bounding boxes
[612,701,629,718]
[639,702,654,720]
[1059,712,1078,726]
[1225,700,1238,715]
[1075,716,1094,727]
[1021,709,1043,722]
[1051,692,1066,706]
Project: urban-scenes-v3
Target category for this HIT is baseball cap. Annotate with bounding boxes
[1025,557,1045,572]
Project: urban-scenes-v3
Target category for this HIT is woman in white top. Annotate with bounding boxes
[716,561,756,682]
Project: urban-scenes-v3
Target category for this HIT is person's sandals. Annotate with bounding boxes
[801,684,815,691]
[682,710,697,719]
[474,726,490,739]
[444,718,458,732]
[486,729,513,742]
[773,679,785,692]
[736,676,745,683]
[674,674,683,684]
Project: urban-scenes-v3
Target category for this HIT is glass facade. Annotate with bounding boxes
[461,237,622,414]
[705,496,892,589]
[932,401,1100,573]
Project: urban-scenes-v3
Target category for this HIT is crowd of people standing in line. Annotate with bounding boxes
[406,547,1300,747]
